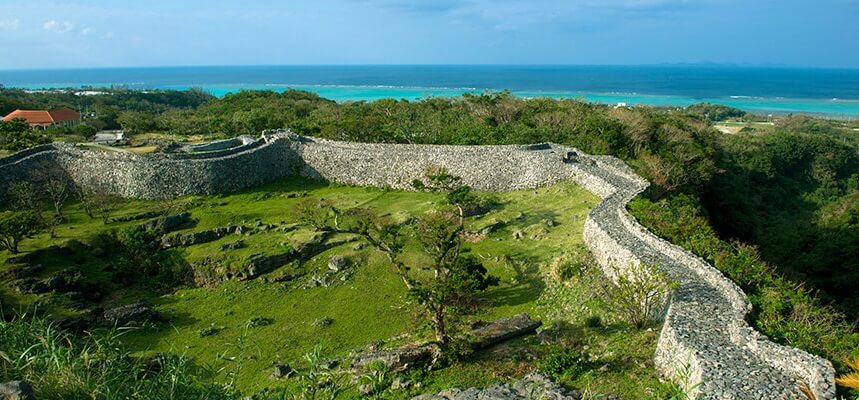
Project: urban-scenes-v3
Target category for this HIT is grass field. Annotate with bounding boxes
[0,177,671,398]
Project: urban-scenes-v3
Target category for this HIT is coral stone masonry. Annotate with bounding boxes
[0,131,837,399]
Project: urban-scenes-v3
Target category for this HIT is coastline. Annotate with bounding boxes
[8,82,859,118]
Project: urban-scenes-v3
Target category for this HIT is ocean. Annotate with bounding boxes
[2,65,859,117]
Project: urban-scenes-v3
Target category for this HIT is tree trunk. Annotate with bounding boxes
[433,306,447,347]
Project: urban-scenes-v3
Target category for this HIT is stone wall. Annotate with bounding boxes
[0,131,836,398]
[0,133,302,200]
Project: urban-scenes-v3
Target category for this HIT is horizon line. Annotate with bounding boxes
[3,63,859,72]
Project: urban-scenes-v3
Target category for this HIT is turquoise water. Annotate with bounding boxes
[159,83,859,117]
[3,66,859,117]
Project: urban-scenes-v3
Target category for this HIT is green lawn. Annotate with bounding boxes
[1,178,671,398]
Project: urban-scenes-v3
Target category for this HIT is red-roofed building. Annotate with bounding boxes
[3,107,81,129]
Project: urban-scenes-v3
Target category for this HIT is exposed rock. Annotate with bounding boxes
[295,231,331,258]
[5,255,32,265]
[219,240,245,251]
[366,339,385,352]
[139,212,191,233]
[0,380,36,400]
[312,317,333,327]
[328,255,348,272]
[480,221,504,235]
[411,372,580,400]
[111,210,160,223]
[351,242,365,251]
[470,313,542,350]
[271,364,294,379]
[352,343,439,372]
[545,218,556,227]
[162,225,237,248]
[271,270,305,283]
[1,264,42,279]
[281,223,300,233]
[14,270,76,294]
[102,302,157,326]
[241,251,296,280]
[391,378,412,391]
[511,230,524,240]
[52,316,89,332]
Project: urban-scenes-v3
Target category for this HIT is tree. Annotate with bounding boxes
[0,118,47,151]
[294,198,335,231]
[412,165,481,224]
[117,110,158,134]
[71,123,98,139]
[79,185,121,224]
[7,181,40,211]
[335,206,497,349]
[0,210,41,254]
[408,211,498,346]
[35,172,72,220]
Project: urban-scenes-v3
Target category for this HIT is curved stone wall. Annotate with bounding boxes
[0,134,302,199]
[0,131,836,399]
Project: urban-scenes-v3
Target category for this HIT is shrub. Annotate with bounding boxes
[246,316,273,328]
[550,245,594,282]
[600,262,677,329]
[539,347,590,379]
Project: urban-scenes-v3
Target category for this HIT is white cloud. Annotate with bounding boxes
[103,31,114,39]
[0,19,20,30]
[43,20,75,33]
[81,27,94,35]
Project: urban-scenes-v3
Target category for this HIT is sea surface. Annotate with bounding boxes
[2,65,859,117]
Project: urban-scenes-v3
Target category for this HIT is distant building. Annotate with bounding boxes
[2,107,81,129]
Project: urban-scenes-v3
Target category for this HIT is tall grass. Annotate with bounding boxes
[0,314,237,399]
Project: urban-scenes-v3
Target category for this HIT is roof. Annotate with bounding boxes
[3,107,80,124]
[48,108,80,122]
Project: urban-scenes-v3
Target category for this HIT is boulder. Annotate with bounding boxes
[480,221,505,235]
[219,240,245,251]
[469,313,542,350]
[0,380,36,400]
[512,230,524,240]
[241,251,296,280]
[411,372,581,400]
[139,212,191,233]
[111,211,160,223]
[352,344,439,372]
[102,302,157,326]
[271,364,294,379]
[328,255,348,272]
[162,225,237,248]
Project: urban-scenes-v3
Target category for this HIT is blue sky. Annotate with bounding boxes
[0,0,858,69]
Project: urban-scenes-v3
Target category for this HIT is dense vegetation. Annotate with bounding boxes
[1,88,858,397]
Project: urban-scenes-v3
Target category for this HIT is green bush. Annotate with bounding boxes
[539,347,591,379]
[600,262,677,329]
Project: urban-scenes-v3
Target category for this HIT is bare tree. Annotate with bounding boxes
[78,185,121,224]
[36,173,72,221]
